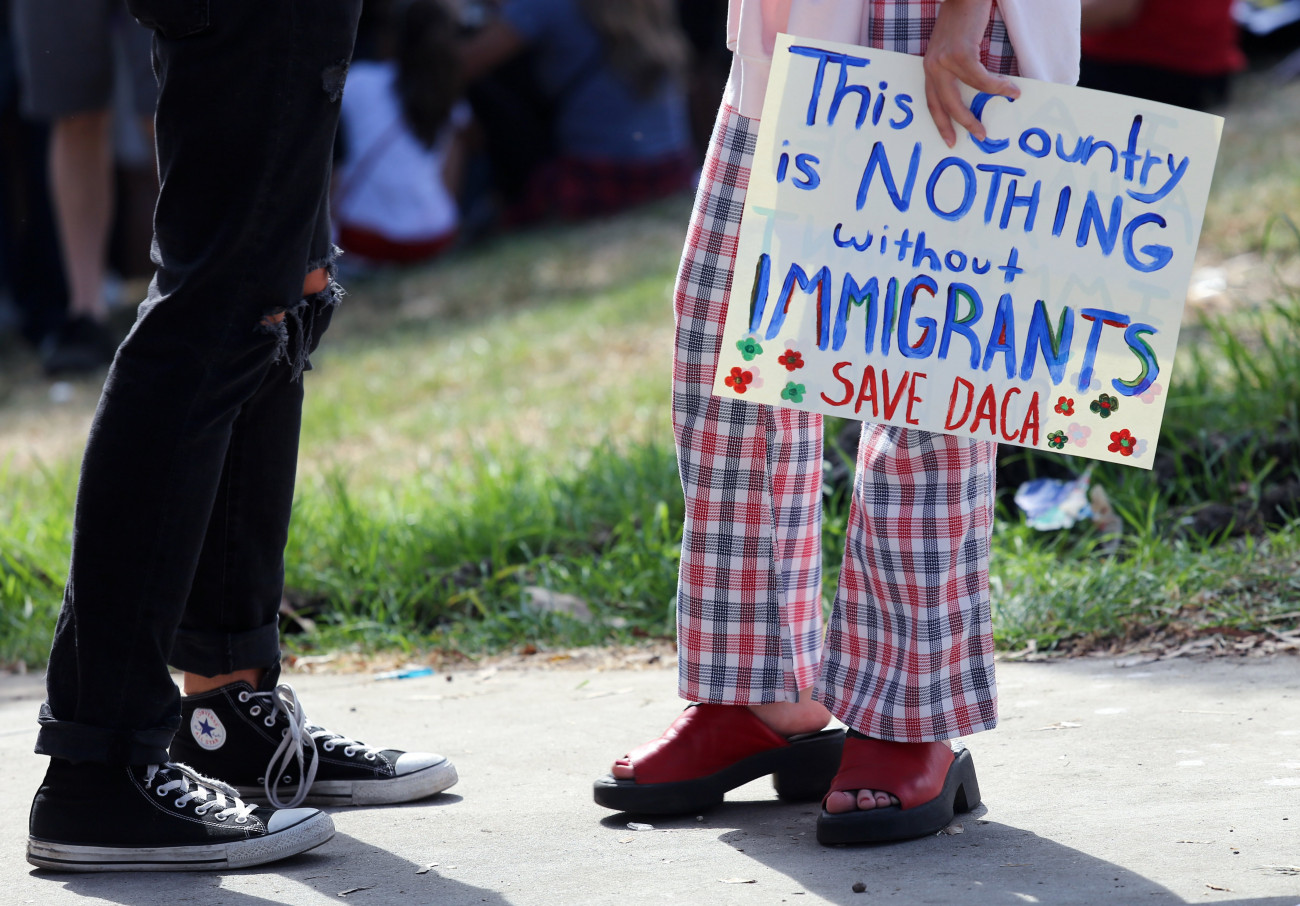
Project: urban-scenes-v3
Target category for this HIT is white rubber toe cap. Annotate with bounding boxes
[268,807,322,832]
[394,752,449,776]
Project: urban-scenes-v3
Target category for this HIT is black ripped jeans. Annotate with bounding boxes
[35,0,363,765]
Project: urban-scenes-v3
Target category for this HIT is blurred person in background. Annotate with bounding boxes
[462,0,695,226]
[675,0,730,161]
[333,0,470,268]
[11,0,155,375]
[1080,0,1245,110]
[0,0,68,351]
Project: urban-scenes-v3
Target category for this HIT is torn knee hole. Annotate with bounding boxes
[302,267,329,297]
[259,311,287,328]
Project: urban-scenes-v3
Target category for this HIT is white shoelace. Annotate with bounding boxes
[145,762,256,822]
[244,682,382,809]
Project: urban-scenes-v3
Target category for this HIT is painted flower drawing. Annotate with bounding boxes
[777,349,804,371]
[1108,428,1137,456]
[725,366,754,394]
[1139,381,1164,405]
[1067,423,1091,447]
[1090,393,1119,418]
[1046,430,1068,450]
[780,382,806,403]
[1054,396,1074,416]
[736,337,763,361]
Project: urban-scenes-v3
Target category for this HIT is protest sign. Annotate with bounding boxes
[712,36,1223,468]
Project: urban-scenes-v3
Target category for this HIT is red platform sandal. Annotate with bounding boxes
[593,703,844,815]
[815,731,981,845]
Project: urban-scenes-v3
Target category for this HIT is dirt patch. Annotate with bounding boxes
[1004,624,1300,666]
[278,628,1300,680]
[283,639,678,678]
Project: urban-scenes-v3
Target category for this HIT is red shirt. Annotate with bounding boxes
[1082,0,1246,76]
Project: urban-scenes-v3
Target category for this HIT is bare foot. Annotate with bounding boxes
[611,689,831,780]
[822,739,953,813]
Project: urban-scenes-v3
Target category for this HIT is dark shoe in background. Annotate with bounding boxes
[40,315,116,376]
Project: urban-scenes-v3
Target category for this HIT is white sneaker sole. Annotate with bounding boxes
[26,809,334,872]
[238,757,458,806]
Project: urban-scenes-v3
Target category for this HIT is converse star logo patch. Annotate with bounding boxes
[190,707,227,751]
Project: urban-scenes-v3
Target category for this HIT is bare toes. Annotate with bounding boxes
[824,790,858,814]
[848,789,898,810]
[611,759,634,780]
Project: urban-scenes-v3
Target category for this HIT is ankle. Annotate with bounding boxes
[182,668,264,696]
[748,689,832,738]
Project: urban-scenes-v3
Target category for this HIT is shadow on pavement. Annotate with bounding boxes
[601,801,1300,906]
[38,831,510,906]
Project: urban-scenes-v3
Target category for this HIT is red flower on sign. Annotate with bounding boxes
[777,349,804,371]
[1108,428,1136,456]
[725,366,754,394]
[1054,396,1074,416]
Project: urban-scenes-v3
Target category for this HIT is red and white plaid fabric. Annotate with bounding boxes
[673,1,1012,741]
[864,0,1019,74]
[672,101,827,705]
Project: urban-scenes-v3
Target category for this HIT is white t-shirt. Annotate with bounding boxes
[333,61,470,242]
[724,0,1081,119]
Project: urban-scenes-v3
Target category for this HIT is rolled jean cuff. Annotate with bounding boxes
[169,620,281,677]
[35,708,174,765]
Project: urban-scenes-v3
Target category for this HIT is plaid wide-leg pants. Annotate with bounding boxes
[673,1,1015,743]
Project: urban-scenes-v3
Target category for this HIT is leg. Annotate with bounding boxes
[811,0,1015,841]
[595,102,840,815]
[0,81,68,347]
[171,254,319,692]
[164,260,326,701]
[27,0,363,872]
[48,110,112,324]
[163,280,456,809]
[11,0,123,372]
[819,428,997,808]
[39,110,120,373]
[35,0,358,762]
[671,105,825,712]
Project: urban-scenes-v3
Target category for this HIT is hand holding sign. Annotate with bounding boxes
[923,0,1022,147]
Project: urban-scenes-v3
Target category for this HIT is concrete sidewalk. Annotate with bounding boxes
[1,655,1297,905]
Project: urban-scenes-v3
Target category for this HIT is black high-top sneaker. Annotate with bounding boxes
[170,681,457,807]
[27,759,333,872]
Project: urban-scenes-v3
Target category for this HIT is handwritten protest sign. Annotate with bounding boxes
[713,36,1223,468]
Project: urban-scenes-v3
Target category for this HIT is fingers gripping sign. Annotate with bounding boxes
[923,0,1021,147]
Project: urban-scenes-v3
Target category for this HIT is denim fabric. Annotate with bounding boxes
[35,0,363,765]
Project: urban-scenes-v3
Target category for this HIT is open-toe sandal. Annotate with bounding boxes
[593,703,844,815]
[815,731,980,845]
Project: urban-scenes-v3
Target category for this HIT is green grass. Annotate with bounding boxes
[289,262,1300,659]
[2,223,1297,667]
[0,461,75,668]
[991,520,1300,652]
[5,74,1300,668]
[284,440,684,656]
